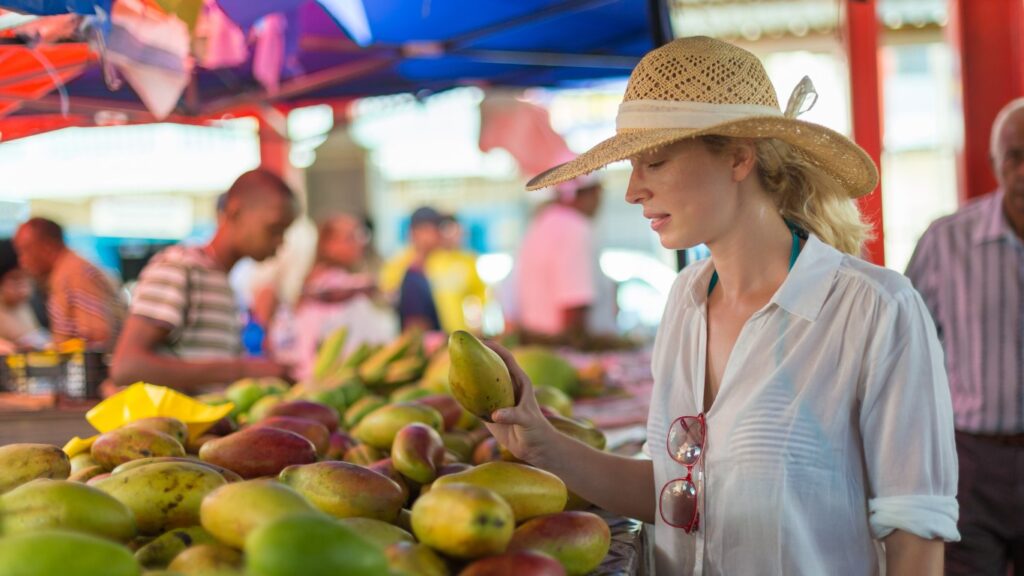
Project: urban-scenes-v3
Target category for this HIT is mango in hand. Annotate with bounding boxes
[448,331,514,421]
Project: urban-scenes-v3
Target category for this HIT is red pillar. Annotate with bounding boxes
[948,0,1024,202]
[845,0,886,266]
[258,107,292,181]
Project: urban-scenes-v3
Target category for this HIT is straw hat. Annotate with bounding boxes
[526,36,878,198]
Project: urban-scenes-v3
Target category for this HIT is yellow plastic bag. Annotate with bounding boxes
[62,382,234,457]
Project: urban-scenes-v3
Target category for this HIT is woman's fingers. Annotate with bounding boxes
[484,340,534,405]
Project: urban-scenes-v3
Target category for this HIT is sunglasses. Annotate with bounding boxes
[658,413,706,532]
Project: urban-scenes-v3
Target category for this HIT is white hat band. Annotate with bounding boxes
[615,100,781,131]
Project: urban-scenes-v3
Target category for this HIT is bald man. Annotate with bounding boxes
[907,98,1024,575]
[110,169,298,392]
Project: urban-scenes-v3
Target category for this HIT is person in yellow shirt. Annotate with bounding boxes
[379,210,485,333]
[379,207,443,332]
[428,214,486,333]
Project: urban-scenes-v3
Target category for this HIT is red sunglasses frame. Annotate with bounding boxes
[658,413,705,532]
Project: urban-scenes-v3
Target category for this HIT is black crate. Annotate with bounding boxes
[0,352,107,399]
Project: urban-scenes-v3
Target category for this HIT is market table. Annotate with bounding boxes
[0,347,656,575]
[0,394,97,446]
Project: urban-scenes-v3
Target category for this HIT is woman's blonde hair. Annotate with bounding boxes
[702,135,873,256]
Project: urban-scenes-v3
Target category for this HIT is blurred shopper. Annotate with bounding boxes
[907,97,1024,575]
[13,218,124,350]
[515,174,617,346]
[110,169,297,393]
[280,213,397,381]
[0,239,48,353]
[426,213,487,333]
[380,206,444,332]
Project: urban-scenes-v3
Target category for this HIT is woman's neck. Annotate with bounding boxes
[706,203,794,303]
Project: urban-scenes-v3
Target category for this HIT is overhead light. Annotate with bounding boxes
[94,110,129,126]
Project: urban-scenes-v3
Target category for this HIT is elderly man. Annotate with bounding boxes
[13,218,124,350]
[110,169,297,392]
[906,97,1024,575]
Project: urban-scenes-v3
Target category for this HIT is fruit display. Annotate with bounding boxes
[0,328,624,575]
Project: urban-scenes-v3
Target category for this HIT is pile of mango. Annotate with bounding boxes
[0,328,614,576]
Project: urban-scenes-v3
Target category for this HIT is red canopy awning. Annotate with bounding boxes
[0,43,94,118]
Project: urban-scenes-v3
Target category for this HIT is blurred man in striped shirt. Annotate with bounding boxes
[907,97,1024,575]
[13,218,125,350]
[110,169,297,393]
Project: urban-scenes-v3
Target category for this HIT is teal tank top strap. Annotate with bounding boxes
[707,222,805,296]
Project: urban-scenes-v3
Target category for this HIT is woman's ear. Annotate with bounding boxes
[730,140,758,183]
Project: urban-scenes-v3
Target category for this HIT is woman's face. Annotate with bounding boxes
[322,218,369,267]
[625,138,742,250]
[0,269,31,307]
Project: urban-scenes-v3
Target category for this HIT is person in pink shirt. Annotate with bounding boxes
[514,175,604,346]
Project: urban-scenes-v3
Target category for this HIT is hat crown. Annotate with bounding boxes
[623,36,780,110]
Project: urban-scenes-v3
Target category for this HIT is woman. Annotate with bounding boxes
[0,239,48,354]
[276,214,397,380]
[484,37,957,575]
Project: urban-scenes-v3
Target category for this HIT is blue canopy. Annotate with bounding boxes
[1,0,669,119]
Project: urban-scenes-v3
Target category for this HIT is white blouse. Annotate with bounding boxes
[646,234,959,576]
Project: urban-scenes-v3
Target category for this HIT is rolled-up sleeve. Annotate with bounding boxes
[859,288,959,542]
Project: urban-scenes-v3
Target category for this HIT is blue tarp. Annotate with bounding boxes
[0,0,108,15]
[2,0,666,117]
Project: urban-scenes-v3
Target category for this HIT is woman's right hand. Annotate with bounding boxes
[483,341,558,465]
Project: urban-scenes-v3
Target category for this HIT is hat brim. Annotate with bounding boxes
[525,116,879,199]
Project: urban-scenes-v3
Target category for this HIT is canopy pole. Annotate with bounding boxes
[845,0,885,266]
[948,0,1024,203]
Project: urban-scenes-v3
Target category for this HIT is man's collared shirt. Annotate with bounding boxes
[906,190,1024,434]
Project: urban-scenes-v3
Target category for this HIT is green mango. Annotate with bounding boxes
[93,461,225,535]
[278,461,405,522]
[68,465,107,483]
[134,526,217,569]
[199,480,318,548]
[411,483,513,559]
[1,479,136,541]
[448,331,514,421]
[111,457,242,483]
[511,347,580,397]
[91,428,186,470]
[351,403,443,450]
[433,461,566,523]
[166,543,242,574]
[69,452,100,475]
[343,395,387,429]
[224,378,269,416]
[384,541,449,576]
[534,385,573,417]
[123,417,189,445]
[245,514,388,576]
[0,529,140,576]
[0,444,70,493]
